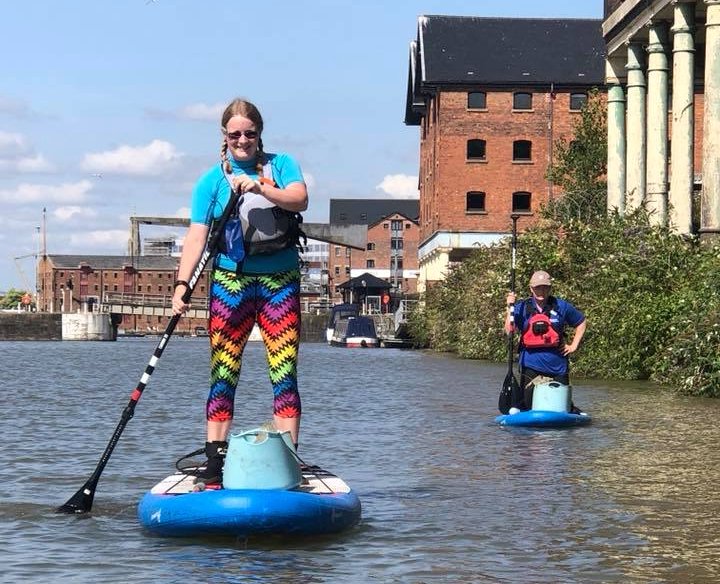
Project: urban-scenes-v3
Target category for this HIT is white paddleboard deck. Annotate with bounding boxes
[151,465,352,496]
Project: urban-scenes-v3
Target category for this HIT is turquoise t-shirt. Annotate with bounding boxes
[190,152,305,274]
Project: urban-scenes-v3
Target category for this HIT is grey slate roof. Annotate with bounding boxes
[329,199,419,226]
[406,16,605,124]
[47,255,179,270]
[338,272,392,290]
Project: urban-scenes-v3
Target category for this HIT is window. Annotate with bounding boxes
[570,92,588,111]
[467,139,487,161]
[345,267,350,275]
[391,220,403,230]
[513,140,532,161]
[512,191,532,212]
[335,246,341,256]
[513,92,533,110]
[367,242,375,251]
[334,267,340,275]
[466,191,486,213]
[405,223,412,229]
[366,260,375,268]
[468,91,487,109]
[383,223,389,229]
[391,238,404,250]
[345,248,351,257]
[360,213,367,221]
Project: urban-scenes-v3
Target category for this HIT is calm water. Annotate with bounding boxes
[2,338,720,583]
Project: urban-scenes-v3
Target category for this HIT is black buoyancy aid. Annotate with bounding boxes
[220,161,305,258]
[520,298,562,349]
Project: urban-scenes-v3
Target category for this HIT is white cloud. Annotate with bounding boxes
[375,174,419,199]
[0,96,31,118]
[0,132,55,173]
[69,229,128,249]
[177,103,225,121]
[80,139,183,176]
[0,180,93,203]
[14,154,54,173]
[0,131,29,156]
[53,206,98,221]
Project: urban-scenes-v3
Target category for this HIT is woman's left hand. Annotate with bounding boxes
[232,175,261,194]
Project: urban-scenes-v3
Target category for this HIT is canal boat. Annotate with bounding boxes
[495,381,592,428]
[325,303,359,343]
[138,429,361,537]
[327,303,379,348]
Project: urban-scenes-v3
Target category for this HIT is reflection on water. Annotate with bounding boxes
[0,340,719,583]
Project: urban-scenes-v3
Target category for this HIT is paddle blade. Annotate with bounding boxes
[498,373,520,414]
[55,479,97,514]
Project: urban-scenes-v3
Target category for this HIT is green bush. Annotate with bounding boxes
[409,212,720,397]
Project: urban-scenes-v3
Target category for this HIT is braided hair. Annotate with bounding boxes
[220,98,266,177]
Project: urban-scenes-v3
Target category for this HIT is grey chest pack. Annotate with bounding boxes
[217,161,305,261]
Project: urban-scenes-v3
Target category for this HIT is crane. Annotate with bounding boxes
[13,253,36,307]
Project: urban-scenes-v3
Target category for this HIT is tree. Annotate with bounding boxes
[545,89,608,223]
[0,288,27,309]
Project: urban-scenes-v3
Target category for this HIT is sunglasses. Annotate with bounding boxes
[223,129,259,141]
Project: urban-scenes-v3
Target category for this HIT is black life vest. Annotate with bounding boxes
[520,298,562,349]
[217,161,306,260]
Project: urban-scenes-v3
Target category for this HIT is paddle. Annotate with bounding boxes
[498,214,521,414]
[56,187,242,514]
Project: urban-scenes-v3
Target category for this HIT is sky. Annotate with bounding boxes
[0,0,602,291]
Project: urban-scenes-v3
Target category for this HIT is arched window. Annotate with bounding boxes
[513,92,533,110]
[467,139,486,160]
[467,91,487,109]
[466,191,486,213]
[512,191,532,213]
[513,140,532,161]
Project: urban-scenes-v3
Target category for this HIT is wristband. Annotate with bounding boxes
[174,279,190,290]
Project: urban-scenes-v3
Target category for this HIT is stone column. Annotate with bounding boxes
[606,56,627,214]
[701,0,720,241]
[646,21,670,225]
[626,42,647,210]
[669,1,696,235]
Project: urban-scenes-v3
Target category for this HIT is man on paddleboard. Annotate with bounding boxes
[504,270,587,413]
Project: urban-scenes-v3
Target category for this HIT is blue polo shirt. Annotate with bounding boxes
[513,296,585,375]
[190,152,305,274]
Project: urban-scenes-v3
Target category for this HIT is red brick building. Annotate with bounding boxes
[405,16,606,291]
[36,254,211,332]
[325,199,420,304]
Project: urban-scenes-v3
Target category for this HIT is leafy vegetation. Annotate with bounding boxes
[409,91,720,397]
[0,288,31,309]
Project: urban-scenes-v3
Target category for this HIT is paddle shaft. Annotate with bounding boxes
[507,214,520,371]
[57,188,242,514]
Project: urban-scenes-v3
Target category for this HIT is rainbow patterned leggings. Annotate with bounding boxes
[206,267,301,422]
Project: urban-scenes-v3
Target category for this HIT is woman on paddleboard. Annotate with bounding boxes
[172,98,308,484]
[504,270,587,413]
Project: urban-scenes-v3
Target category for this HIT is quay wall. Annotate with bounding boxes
[0,311,328,342]
[0,312,62,340]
